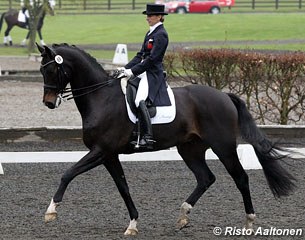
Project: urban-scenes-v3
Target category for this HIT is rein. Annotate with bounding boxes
[61,80,113,101]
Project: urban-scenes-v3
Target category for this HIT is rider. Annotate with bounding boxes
[118,4,171,150]
[20,0,56,27]
[20,0,32,28]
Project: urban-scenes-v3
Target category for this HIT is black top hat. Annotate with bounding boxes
[142,4,168,15]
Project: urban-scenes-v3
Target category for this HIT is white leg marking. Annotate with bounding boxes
[4,36,7,44]
[177,202,193,229]
[45,198,59,222]
[40,39,46,46]
[181,202,193,214]
[20,39,27,46]
[244,213,256,234]
[124,219,138,236]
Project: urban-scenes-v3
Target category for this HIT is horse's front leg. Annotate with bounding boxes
[104,157,139,236]
[45,147,104,222]
[21,31,30,46]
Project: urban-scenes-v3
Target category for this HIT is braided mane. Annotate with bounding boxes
[51,43,108,75]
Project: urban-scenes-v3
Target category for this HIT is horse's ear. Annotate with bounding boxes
[43,45,55,58]
[36,42,45,54]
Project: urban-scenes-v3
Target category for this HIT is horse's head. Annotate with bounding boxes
[37,43,70,109]
[38,43,111,109]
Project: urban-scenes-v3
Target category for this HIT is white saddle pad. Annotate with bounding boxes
[18,10,27,23]
[125,86,176,124]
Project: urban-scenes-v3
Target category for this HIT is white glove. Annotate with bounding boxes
[113,67,124,79]
[117,68,133,80]
[116,67,125,71]
[124,69,133,79]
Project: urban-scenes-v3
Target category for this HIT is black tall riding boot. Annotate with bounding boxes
[134,100,155,150]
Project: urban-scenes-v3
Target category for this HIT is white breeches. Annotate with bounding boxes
[135,72,148,108]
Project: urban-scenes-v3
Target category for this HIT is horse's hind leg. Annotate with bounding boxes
[45,147,104,222]
[176,141,216,229]
[212,144,256,231]
[4,26,13,46]
[104,158,138,236]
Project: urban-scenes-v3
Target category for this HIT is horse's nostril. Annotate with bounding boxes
[45,101,55,109]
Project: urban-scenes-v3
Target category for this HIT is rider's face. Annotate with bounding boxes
[146,15,162,26]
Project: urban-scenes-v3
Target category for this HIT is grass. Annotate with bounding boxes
[1,13,305,59]
[45,13,305,43]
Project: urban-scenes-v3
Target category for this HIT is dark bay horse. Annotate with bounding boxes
[37,43,296,236]
[0,4,53,46]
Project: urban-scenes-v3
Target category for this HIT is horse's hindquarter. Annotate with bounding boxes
[4,9,19,24]
[6,9,18,17]
[166,85,239,143]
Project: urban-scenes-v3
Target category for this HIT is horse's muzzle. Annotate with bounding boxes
[43,92,58,109]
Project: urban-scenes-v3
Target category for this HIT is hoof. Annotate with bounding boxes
[45,212,57,222]
[124,228,138,236]
[176,215,189,230]
[244,213,256,232]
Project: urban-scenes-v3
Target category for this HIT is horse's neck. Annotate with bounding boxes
[70,67,108,89]
[71,69,122,119]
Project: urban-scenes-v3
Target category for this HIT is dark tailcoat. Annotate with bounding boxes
[125,24,171,106]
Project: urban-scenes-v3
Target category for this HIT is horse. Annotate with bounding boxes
[37,43,296,236]
[0,2,54,46]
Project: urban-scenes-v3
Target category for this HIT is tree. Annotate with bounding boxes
[23,0,54,53]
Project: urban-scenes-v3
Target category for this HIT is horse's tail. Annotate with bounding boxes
[227,93,296,198]
[0,12,4,32]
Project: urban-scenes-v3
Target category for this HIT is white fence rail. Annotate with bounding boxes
[1,145,305,174]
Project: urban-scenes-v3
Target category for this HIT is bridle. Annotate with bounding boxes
[40,58,67,91]
[40,55,113,103]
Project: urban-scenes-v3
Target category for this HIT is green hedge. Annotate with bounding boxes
[164,49,305,125]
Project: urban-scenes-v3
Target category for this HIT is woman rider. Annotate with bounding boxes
[118,4,171,150]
